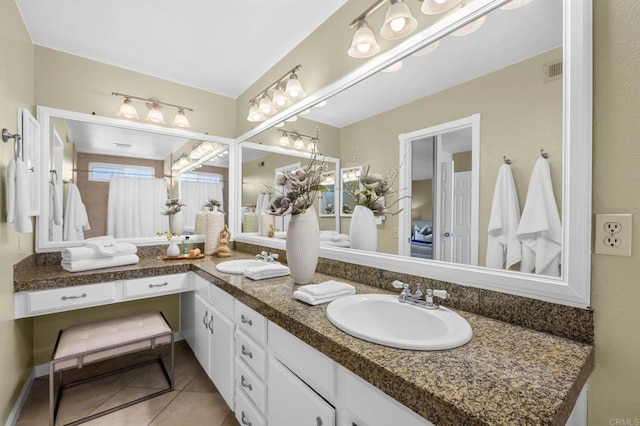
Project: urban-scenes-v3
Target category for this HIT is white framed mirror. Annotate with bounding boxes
[234,0,592,308]
[318,170,337,217]
[35,106,234,252]
[340,166,363,217]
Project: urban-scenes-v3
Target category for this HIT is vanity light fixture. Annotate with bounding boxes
[380,0,418,40]
[189,140,214,160]
[348,19,381,58]
[112,92,193,128]
[171,153,191,171]
[247,65,306,123]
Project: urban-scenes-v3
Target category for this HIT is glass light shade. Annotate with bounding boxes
[278,134,290,146]
[285,115,298,122]
[117,99,139,120]
[348,20,380,58]
[293,136,305,149]
[247,103,265,122]
[299,109,311,116]
[380,0,417,40]
[272,87,291,108]
[172,155,190,170]
[421,0,461,15]
[258,96,277,115]
[500,0,533,10]
[274,121,285,128]
[382,60,403,73]
[315,100,327,108]
[172,110,191,128]
[285,74,306,99]
[451,14,486,36]
[412,40,440,56]
[145,105,165,124]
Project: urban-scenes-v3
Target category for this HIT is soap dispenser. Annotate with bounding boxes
[181,236,193,255]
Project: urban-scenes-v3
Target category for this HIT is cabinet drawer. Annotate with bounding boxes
[235,330,266,379]
[28,282,116,314]
[210,283,233,318]
[234,300,266,344]
[123,273,188,299]
[235,385,266,426]
[269,321,336,402]
[235,357,266,414]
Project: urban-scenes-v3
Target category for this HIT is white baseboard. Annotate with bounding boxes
[4,370,35,426]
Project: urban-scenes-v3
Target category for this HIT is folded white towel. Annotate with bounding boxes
[61,254,140,272]
[244,263,290,280]
[83,240,125,256]
[486,163,521,270]
[273,231,287,239]
[293,284,356,306]
[320,240,350,248]
[297,280,356,298]
[516,158,562,277]
[62,242,138,261]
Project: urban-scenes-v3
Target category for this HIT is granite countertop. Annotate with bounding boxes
[14,253,594,425]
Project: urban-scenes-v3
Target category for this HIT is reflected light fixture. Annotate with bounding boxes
[112,92,193,128]
[451,14,486,36]
[380,0,417,40]
[421,0,461,15]
[247,65,306,123]
[285,115,298,122]
[382,60,403,72]
[292,134,305,150]
[499,0,534,10]
[171,153,191,171]
[412,40,440,56]
[348,19,380,58]
[274,121,285,128]
[278,132,291,147]
[277,127,320,152]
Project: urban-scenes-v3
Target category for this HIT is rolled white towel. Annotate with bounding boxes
[61,254,140,272]
[62,242,138,261]
[244,264,290,280]
[297,280,356,298]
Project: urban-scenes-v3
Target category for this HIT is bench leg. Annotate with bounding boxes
[49,363,54,426]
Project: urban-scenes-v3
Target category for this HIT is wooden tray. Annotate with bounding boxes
[157,254,205,260]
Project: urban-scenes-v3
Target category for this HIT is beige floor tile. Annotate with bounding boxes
[149,391,231,426]
[182,369,219,394]
[16,379,50,426]
[221,410,241,426]
[83,389,180,426]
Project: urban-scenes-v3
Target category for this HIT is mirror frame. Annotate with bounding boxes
[234,0,592,308]
[35,106,235,252]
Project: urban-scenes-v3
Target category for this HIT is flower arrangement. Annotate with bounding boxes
[156,231,181,241]
[347,164,404,216]
[269,154,327,216]
[203,198,224,213]
[161,198,185,216]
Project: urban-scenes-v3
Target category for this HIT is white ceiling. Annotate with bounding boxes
[15,0,347,98]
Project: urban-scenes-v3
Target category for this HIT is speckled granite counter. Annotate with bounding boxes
[14,254,593,425]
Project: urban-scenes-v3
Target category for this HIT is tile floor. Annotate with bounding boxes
[16,341,240,426]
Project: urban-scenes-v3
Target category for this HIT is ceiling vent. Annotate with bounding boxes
[544,59,563,82]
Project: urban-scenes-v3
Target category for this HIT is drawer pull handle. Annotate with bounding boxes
[241,411,252,426]
[208,316,215,334]
[202,311,209,327]
[240,314,252,326]
[148,282,169,288]
[241,344,253,359]
[240,375,252,391]
[316,416,323,426]
[61,293,87,301]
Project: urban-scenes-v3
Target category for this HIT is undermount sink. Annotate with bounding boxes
[215,259,270,274]
[326,294,472,350]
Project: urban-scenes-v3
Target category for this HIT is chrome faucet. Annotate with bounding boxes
[255,251,279,263]
[391,280,449,310]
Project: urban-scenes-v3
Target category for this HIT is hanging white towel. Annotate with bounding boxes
[486,163,521,270]
[51,181,62,225]
[6,158,33,233]
[63,183,90,241]
[516,158,562,277]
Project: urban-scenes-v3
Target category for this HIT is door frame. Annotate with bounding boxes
[398,113,480,265]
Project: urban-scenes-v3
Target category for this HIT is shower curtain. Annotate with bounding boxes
[181,180,224,229]
[107,176,169,238]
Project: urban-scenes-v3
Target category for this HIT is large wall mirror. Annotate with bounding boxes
[36,106,233,252]
[235,0,592,308]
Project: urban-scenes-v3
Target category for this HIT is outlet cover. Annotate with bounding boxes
[595,214,632,256]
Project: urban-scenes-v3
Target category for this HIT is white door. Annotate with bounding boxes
[268,357,335,426]
[437,160,454,262]
[208,305,234,409]
[193,293,211,373]
[453,171,473,265]
[18,108,40,216]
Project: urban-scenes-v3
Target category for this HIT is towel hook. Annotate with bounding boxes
[540,149,550,159]
[50,169,58,184]
[503,156,512,165]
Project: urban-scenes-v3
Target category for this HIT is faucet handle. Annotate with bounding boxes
[413,283,423,299]
[271,253,279,261]
[391,280,406,289]
[432,290,449,300]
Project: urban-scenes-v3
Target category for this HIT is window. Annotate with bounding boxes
[180,171,223,183]
[88,162,156,182]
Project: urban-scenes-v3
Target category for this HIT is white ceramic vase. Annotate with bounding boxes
[349,205,377,251]
[204,206,225,255]
[169,210,184,235]
[166,241,180,257]
[194,211,207,234]
[285,207,319,284]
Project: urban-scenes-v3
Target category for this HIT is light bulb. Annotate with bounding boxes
[117,98,139,120]
[285,74,306,99]
[258,96,276,115]
[348,20,380,58]
[357,43,371,54]
[390,17,406,32]
[278,134,290,146]
[145,104,165,124]
[434,0,446,3]
[172,109,190,128]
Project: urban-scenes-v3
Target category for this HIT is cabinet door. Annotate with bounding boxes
[193,293,211,372]
[268,357,335,426]
[208,304,235,409]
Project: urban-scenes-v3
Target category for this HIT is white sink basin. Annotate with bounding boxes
[326,294,472,350]
[215,259,270,274]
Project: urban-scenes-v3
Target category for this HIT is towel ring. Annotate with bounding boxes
[2,128,22,161]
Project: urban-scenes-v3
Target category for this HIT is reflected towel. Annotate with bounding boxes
[61,254,140,272]
[486,163,521,270]
[244,263,290,280]
[62,242,138,261]
[293,281,356,305]
[63,183,90,241]
[319,231,350,242]
[320,240,350,248]
[516,158,562,277]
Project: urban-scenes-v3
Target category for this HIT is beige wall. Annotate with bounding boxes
[0,0,34,423]
[339,48,563,256]
[589,0,640,422]
[412,179,433,221]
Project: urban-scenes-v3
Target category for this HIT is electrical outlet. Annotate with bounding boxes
[595,214,632,256]
[391,227,399,239]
